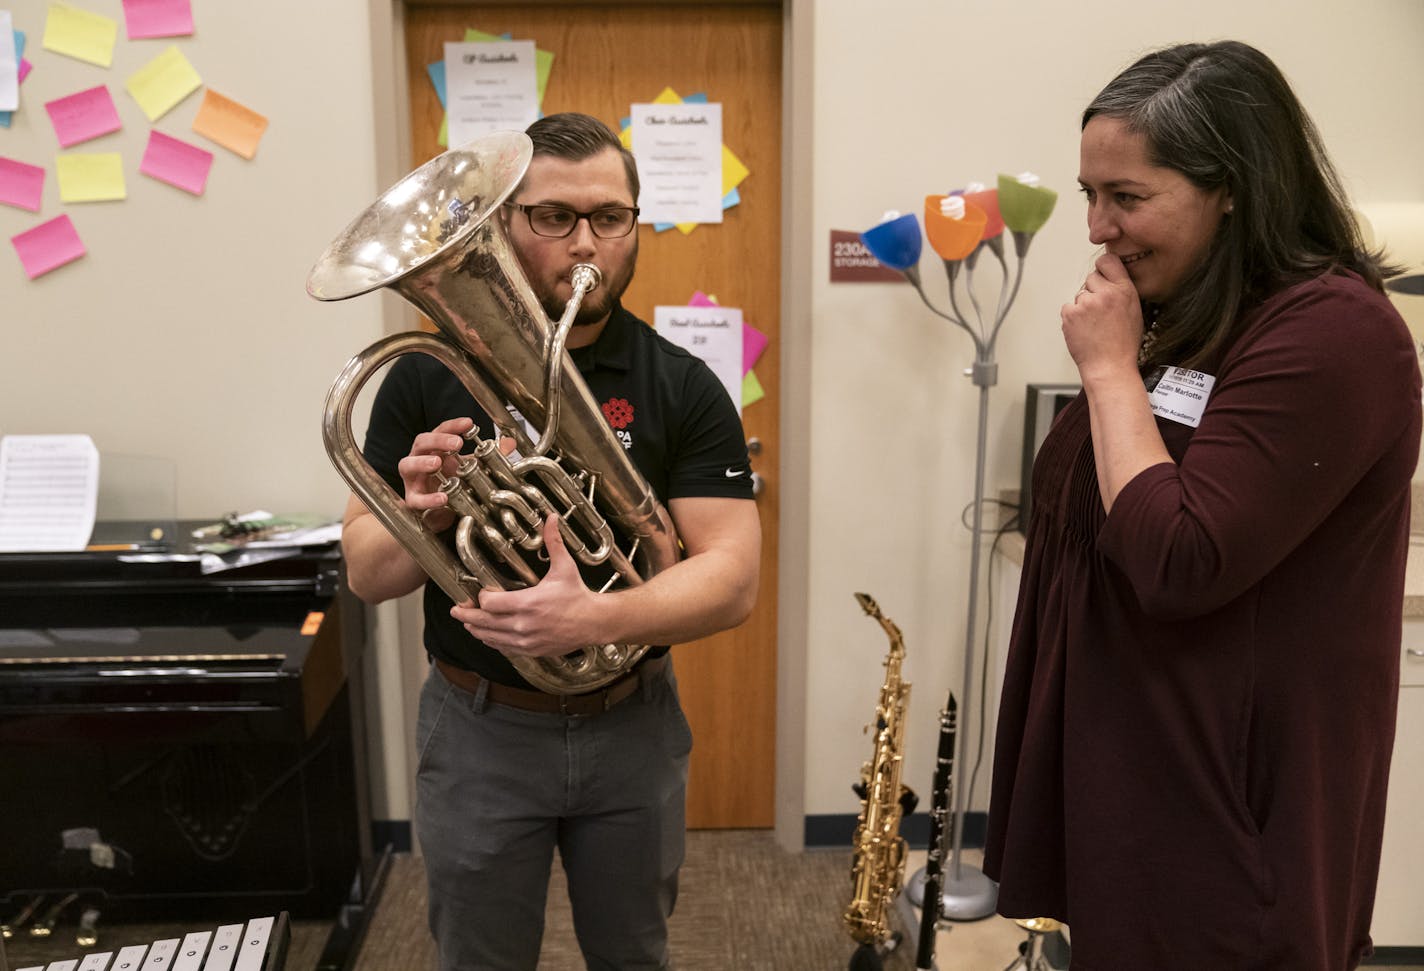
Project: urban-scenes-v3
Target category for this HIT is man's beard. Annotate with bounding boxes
[539,245,637,327]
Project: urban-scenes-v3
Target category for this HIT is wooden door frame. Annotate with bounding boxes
[362,0,815,853]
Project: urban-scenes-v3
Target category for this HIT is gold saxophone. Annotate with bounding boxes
[844,592,917,953]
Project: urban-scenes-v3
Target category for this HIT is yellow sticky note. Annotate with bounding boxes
[742,369,764,408]
[43,3,119,68]
[192,89,269,160]
[653,86,683,105]
[56,152,126,202]
[126,46,202,122]
[722,145,749,194]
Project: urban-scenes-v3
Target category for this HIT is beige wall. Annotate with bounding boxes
[800,0,1424,825]
[0,0,416,816]
[4,0,1421,836]
[0,0,391,519]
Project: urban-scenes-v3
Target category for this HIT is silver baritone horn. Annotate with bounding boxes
[306,130,680,694]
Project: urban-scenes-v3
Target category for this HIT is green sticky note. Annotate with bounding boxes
[742,370,764,408]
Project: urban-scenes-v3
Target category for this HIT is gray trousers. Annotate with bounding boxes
[415,658,691,971]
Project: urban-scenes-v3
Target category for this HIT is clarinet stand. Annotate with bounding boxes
[861,175,1056,924]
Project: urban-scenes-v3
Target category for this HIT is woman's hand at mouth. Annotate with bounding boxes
[1061,252,1145,384]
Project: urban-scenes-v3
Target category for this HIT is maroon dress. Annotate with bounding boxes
[984,271,1421,970]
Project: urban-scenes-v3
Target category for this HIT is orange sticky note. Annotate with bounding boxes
[192,89,268,160]
[300,611,324,636]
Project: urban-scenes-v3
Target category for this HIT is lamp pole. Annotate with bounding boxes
[862,180,1057,927]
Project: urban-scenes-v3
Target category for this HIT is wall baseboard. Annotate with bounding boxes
[368,816,986,855]
[1364,947,1424,966]
[372,819,413,853]
[804,812,987,850]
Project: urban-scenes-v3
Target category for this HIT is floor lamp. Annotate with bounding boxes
[860,174,1057,922]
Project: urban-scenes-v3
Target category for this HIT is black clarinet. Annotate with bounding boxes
[915,694,957,971]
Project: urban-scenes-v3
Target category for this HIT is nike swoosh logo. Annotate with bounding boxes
[725,468,747,477]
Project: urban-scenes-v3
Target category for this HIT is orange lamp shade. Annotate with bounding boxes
[924,196,988,261]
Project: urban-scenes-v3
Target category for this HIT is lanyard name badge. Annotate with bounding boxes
[1144,366,1216,427]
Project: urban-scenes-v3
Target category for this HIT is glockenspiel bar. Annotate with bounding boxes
[9,916,286,971]
[112,943,153,970]
[198,924,243,971]
[138,938,178,971]
[169,932,211,971]
[230,918,271,971]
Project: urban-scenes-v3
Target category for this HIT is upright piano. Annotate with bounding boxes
[0,527,376,947]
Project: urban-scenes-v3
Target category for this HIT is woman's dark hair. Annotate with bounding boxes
[524,112,640,203]
[1083,41,1393,368]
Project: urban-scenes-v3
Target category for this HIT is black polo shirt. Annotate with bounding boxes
[361,303,754,687]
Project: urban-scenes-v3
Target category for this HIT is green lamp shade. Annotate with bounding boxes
[997,174,1058,234]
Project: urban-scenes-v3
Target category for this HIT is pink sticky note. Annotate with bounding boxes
[139,129,212,195]
[11,214,86,279]
[742,322,768,375]
[687,291,767,374]
[18,58,32,83]
[122,0,194,39]
[0,157,45,212]
[45,85,122,148]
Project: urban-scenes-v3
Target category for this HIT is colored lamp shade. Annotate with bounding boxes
[860,213,923,271]
[924,196,988,261]
[997,174,1058,234]
[963,187,1005,239]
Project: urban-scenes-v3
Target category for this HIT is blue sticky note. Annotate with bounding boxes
[684,92,708,103]
[427,60,447,109]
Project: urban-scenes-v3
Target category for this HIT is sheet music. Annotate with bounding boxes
[0,435,100,552]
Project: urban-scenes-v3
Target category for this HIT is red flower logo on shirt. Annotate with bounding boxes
[602,397,635,430]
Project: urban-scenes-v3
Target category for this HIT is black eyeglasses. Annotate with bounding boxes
[505,203,640,239]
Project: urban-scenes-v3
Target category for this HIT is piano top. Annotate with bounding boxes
[0,520,342,631]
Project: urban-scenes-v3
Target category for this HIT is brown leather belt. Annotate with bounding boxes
[434,654,668,716]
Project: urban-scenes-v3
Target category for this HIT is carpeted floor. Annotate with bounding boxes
[4,831,871,971]
[350,830,862,971]
[8,833,1422,970]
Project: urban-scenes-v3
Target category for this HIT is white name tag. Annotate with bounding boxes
[1145,366,1215,427]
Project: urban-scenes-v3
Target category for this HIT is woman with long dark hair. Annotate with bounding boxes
[985,41,1419,969]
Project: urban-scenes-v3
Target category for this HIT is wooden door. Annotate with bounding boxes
[403,2,783,828]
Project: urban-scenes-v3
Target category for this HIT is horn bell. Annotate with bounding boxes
[308,131,680,694]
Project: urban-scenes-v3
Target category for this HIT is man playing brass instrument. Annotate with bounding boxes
[340,113,761,970]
